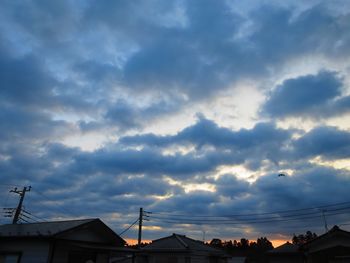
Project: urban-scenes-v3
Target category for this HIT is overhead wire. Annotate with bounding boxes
[28,189,80,218]
[149,210,350,226]
[148,206,350,223]
[19,212,40,223]
[150,201,350,218]
[0,186,14,224]
[2,183,349,233]
[18,216,31,224]
[145,201,350,227]
[118,218,139,236]
[22,209,48,222]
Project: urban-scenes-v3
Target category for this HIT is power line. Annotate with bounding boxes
[0,190,11,224]
[22,209,48,222]
[29,189,79,217]
[148,210,350,226]
[150,201,350,218]
[148,206,350,222]
[18,216,31,224]
[20,212,40,223]
[146,202,350,228]
[119,218,139,236]
[0,183,24,188]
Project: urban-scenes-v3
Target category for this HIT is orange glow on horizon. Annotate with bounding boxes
[125,238,288,248]
[270,239,289,248]
[125,239,152,245]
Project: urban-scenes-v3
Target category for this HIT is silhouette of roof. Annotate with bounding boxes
[0,218,125,245]
[268,242,300,254]
[0,218,95,237]
[302,225,350,250]
[143,233,228,256]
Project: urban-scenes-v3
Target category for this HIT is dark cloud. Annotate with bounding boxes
[248,4,350,62]
[120,116,292,169]
[3,0,77,42]
[2,122,350,240]
[105,1,350,98]
[262,70,347,118]
[0,53,56,108]
[121,116,291,150]
[1,0,349,134]
[215,174,250,199]
[293,126,350,160]
[0,105,73,142]
[151,190,220,215]
[251,166,350,211]
[82,174,182,197]
[104,98,181,130]
[69,147,230,178]
[2,0,350,105]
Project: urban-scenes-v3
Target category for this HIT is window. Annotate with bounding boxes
[0,253,21,263]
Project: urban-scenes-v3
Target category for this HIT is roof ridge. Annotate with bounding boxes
[173,233,189,248]
[0,218,97,227]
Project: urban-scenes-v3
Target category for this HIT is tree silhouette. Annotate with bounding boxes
[209,236,273,262]
[292,231,317,245]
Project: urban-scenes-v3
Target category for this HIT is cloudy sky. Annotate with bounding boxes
[1,0,350,245]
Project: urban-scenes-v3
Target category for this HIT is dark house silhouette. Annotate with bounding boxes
[301,225,350,262]
[137,233,231,263]
[267,241,303,263]
[267,226,350,263]
[0,218,132,263]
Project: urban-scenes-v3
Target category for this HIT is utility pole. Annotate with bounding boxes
[138,207,143,248]
[10,186,31,224]
[137,207,151,248]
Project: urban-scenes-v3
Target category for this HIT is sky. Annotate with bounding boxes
[1,0,350,246]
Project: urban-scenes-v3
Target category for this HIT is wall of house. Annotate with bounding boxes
[306,246,350,263]
[58,228,109,244]
[136,252,227,263]
[268,255,303,263]
[51,241,109,263]
[306,236,350,254]
[0,240,50,263]
[137,253,190,263]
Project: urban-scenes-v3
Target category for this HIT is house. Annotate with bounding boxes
[267,226,350,263]
[301,225,350,262]
[266,241,303,263]
[137,233,231,263]
[0,218,133,263]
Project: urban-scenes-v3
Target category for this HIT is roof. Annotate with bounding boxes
[0,219,95,237]
[302,225,350,250]
[0,218,126,245]
[267,242,300,254]
[142,233,229,257]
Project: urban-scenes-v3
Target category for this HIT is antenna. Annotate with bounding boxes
[322,209,329,232]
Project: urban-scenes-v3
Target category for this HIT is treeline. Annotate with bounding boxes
[208,237,273,262]
[292,230,317,245]
[126,230,318,263]
[208,231,317,263]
